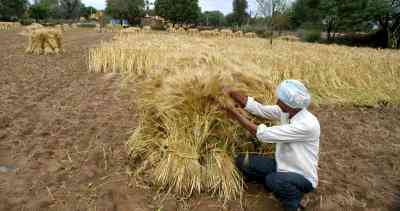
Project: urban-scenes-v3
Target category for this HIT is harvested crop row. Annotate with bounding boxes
[0,22,20,31]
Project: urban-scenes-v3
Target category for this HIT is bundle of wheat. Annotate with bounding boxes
[176,27,186,34]
[277,35,301,42]
[234,31,244,38]
[244,32,257,38]
[220,29,234,38]
[55,24,66,32]
[187,28,199,36]
[26,28,63,55]
[143,26,152,32]
[121,27,141,34]
[62,24,70,31]
[20,23,44,36]
[0,22,21,31]
[167,27,176,33]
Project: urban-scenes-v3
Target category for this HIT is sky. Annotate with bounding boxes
[81,0,260,15]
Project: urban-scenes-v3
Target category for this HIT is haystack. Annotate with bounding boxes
[26,28,63,55]
[277,35,301,42]
[20,23,43,36]
[0,22,19,31]
[187,28,199,36]
[121,27,141,34]
[244,32,257,38]
[220,29,234,38]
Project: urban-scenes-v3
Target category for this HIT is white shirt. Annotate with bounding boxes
[244,97,320,188]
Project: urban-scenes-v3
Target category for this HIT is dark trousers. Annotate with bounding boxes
[236,155,314,211]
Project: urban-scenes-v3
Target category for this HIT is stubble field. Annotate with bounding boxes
[0,29,399,211]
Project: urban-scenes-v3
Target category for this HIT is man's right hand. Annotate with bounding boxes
[221,85,247,109]
[222,85,232,97]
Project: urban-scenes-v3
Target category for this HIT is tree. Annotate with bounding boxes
[80,4,97,20]
[0,0,29,20]
[29,3,50,20]
[35,0,60,19]
[289,0,400,48]
[154,0,200,24]
[232,0,249,26]
[59,0,81,20]
[106,0,145,24]
[200,11,225,27]
[256,0,288,44]
[256,0,271,17]
[289,0,321,29]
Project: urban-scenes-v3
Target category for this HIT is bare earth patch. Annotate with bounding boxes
[0,29,399,211]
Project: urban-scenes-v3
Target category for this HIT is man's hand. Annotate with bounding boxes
[221,85,247,108]
[222,85,232,97]
[222,105,239,120]
[222,106,257,136]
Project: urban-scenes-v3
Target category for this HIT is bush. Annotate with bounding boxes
[302,29,321,43]
[240,25,270,38]
[19,18,35,26]
[77,22,97,28]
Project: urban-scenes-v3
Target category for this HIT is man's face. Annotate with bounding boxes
[277,99,291,113]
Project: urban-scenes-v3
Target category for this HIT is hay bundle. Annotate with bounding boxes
[200,29,220,38]
[187,28,199,36]
[277,35,301,42]
[234,31,244,38]
[23,23,43,34]
[62,24,70,30]
[244,32,257,38]
[121,27,141,34]
[0,22,20,31]
[127,68,268,200]
[26,28,63,55]
[143,26,152,32]
[200,30,213,37]
[167,27,176,33]
[220,29,234,38]
[176,27,186,34]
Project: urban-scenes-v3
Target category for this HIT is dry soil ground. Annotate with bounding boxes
[0,29,399,211]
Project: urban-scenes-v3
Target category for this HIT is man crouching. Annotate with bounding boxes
[222,80,320,211]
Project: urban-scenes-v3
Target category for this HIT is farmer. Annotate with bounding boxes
[222,80,320,211]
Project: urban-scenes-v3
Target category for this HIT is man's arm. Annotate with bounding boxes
[224,107,257,136]
[223,86,281,120]
[223,87,247,108]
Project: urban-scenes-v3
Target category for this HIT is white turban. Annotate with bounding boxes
[276,80,311,109]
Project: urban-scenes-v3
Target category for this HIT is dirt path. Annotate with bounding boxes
[0,30,399,211]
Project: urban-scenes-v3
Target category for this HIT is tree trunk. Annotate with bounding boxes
[374,27,389,48]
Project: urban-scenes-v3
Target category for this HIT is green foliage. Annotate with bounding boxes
[77,21,97,28]
[19,18,35,25]
[302,29,321,42]
[0,0,29,20]
[289,0,320,28]
[29,3,50,20]
[154,0,201,24]
[59,0,82,19]
[80,5,97,19]
[38,0,62,19]
[200,11,225,27]
[106,0,145,24]
[231,0,249,26]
